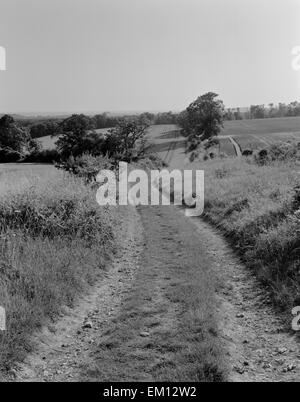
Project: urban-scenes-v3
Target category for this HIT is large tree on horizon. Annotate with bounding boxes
[180,92,225,150]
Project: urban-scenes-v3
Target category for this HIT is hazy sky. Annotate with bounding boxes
[0,0,299,114]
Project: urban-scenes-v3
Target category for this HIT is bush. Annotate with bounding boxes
[56,154,113,183]
[268,142,299,161]
[101,120,149,162]
[204,136,219,150]
[253,142,300,165]
[22,149,61,163]
[55,114,103,159]
[219,152,227,159]
[254,148,269,165]
[242,149,253,156]
[0,148,21,163]
[133,154,166,170]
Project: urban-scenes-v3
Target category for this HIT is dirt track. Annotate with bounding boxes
[14,206,143,381]
[188,215,300,382]
[154,131,300,381]
[9,129,300,382]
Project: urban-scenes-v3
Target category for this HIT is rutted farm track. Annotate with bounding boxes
[154,130,300,382]
[6,128,300,382]
[13,204,224,382]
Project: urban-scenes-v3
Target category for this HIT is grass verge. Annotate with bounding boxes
[0,168,115,371]
[186,154,300,312]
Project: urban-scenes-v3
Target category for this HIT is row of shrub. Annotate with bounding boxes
[253,141,300,165]
[0,114,153,166]
[55,153,166,184]
[0,149,22,163]
[21,149,61,164]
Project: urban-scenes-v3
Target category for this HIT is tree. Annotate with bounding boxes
[138,112,155,126]
[30,120,59,138]
[101,119,149,162]
[225,108,234,120]
[0,114,37,162]
[250,104,265,119]
[55,114,101,158]
[180,92,224,148]
[234,107,242,120]
[93,113,118,129]
[0,114,30,153]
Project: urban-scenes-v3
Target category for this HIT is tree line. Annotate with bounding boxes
[0,113,155,164]
[19,111,179,140]
[225,101,300,120]
[1,97,300,163]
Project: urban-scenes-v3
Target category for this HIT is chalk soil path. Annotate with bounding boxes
[14,200,300,382]
[15,203,224,382]
[14,206,144,382]
[157,130,300,382]
[10,127,300,382]
[188,215,300,382]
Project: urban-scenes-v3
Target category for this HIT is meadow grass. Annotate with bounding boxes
[0,167,116,370]
[187,154,300,312]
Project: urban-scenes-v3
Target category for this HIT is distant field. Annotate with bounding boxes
[147,119,300,156]
[222,116,300,136]
[33,119,300,155]
[35,124,179,155]
[36,125,175,151]
[221,116,300,152]
[146,124,178,139]
[37,135,57,150]
[37,128,111,150]
[146,124,183,160]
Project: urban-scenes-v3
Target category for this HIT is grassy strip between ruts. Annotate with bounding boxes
[80,204,225,382]
[0,167,116,372]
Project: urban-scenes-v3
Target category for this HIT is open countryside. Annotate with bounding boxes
[0,0,300,386]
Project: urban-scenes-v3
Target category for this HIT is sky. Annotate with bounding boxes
[0,0,299,114]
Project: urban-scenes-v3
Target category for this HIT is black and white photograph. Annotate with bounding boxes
[0,0,300,386]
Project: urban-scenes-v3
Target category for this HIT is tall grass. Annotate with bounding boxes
[187,154,300,311]
[0,168,115,370]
